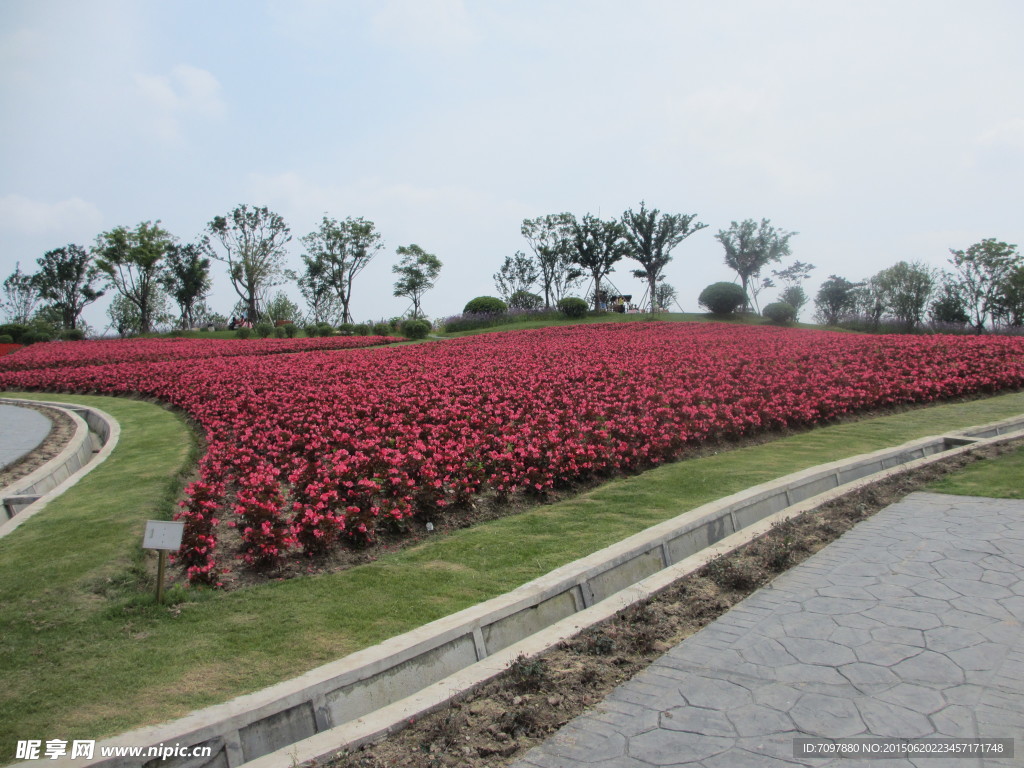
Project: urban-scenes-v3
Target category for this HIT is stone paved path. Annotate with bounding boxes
[0,402,52,470]
[512,492,1024,767]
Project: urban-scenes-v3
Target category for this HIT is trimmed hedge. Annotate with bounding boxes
[557,297,589,319]
[464,296,508,315]
[698,282,747,315]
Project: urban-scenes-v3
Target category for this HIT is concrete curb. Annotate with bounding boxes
[34,412,1024,768]
[0,398,120,539]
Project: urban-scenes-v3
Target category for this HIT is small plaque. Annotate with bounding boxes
[143,520,185,551]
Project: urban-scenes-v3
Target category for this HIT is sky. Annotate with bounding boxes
[2,0,1023,331]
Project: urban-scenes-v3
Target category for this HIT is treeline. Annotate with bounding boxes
[813,240,1024,334]
[0,205,442,339]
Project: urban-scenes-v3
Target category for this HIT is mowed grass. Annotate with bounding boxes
[928,442,1024,498]
[1,390,1023,751]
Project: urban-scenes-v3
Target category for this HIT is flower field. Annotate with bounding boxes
[2,322,1022,584]
[0,343,20,357]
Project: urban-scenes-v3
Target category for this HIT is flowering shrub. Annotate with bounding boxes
[1,323,1021,584]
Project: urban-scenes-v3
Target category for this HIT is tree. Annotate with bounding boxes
[766,260,815,317]
[930,279,970,326]
[32,244,104,330]
[995,264,1024,327]
[204,205,291,323]
[161,243,212,330]
[106,287,173,337]
[1,262,40,324]
[93,221,175,334]
[779,285,808,316]
[654,282,678,312]
[715,219,797,311]
[521,213,582,307]
[948,238,1022,331]
[493,251,539,301]
[299,216,383,324]
[813,275,860,326]
[621,202,706,314]
[566,214,628,312]
[264,291,300,324]
[871,261,935,330]
[392,245,442,319]
[295,254,346,325]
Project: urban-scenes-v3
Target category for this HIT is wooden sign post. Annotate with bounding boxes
[143,521,185,604]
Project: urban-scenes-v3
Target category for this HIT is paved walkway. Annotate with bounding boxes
[0,402,52,471]
[513,492,1024,767]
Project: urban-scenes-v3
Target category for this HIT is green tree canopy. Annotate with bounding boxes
[161,243,212,330]
[299,216,383,324]
[813,275,860,326]
[949,238,1022,331]
[493,251,539,301]
[621,202,706,314]
[1,262,40,324]
[715,219,797,311]
[566,214,629,312]
[32,244,104,330]
[871,260,935,330]
[94,221,175,334]
[392,244,442,319]
[203,204,291,323]
[521,213,582,307]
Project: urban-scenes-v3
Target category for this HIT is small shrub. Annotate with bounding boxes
[699,282,748,315]
[508,290,543,310]
[557,297,589,319]
[399,318,431,340]
[20,329,52,345]
[315,322,334,337]
[0,334,12,344]
[60,328,86,341]
[273,325,287,338]
[372,321,392,337]
[281,321,299,338]
[335,323,355,336]
[352,323,371,336]
[763,301,797,325]
[464,296,508,315]
[254,322,274,338]
[236,327,253,339]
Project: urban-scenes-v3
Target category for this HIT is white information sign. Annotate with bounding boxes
[143,520,185,551]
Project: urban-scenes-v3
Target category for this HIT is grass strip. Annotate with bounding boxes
[927,442,1024,498]
[1,390,1023,751]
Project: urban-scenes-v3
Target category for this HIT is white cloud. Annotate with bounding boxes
[134,65,226,141]
[0,195,102,237]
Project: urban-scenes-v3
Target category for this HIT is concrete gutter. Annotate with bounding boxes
[27,413,1024,768]
[0,398,120,539]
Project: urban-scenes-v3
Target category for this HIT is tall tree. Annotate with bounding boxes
[94,220,175,334]
[871,260,935,330]
[566,214,629,312]
[299,216,383,323]
[493,251,540,301]
[161,243,212,330]
[32,245,104,330]
[995,264,1024,327]
[392,244,442,319]
[715,219,797,311]
[621,202,706,314]
[1,262,40,324]
[295,254,346,325]
[948,239,1022,331]
[521,213,582,307]
[203,204,291,323]
[929,277,970,326]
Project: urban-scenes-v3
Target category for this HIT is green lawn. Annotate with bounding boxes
[928,442,1024,499]
[1,390,1023,751]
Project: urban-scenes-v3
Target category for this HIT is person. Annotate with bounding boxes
[228,317,237,330]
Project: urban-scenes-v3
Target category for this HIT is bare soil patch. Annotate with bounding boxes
[323,439,1021,768]
[0,403,77,490]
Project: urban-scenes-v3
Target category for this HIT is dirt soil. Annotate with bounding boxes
[322,439,1022,768]
[0,403,77,490]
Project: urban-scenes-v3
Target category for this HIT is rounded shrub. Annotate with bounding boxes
[0,324,28,344]
[273,325,288,338]
[254,322,274,338]
[236,327,253,339]
[335,323,355,336]
[60,328,86,341]
[315,322,334,337]
[399,318,432,340]
[557,297,589,319]
[371,321,392,337]
[508,290,543,311]
[352,323,371,336]
[698,282,748,315]
[463,296,508,315]
[0,334,13,344]
[281,321,299,338]
[763,301,797,325]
